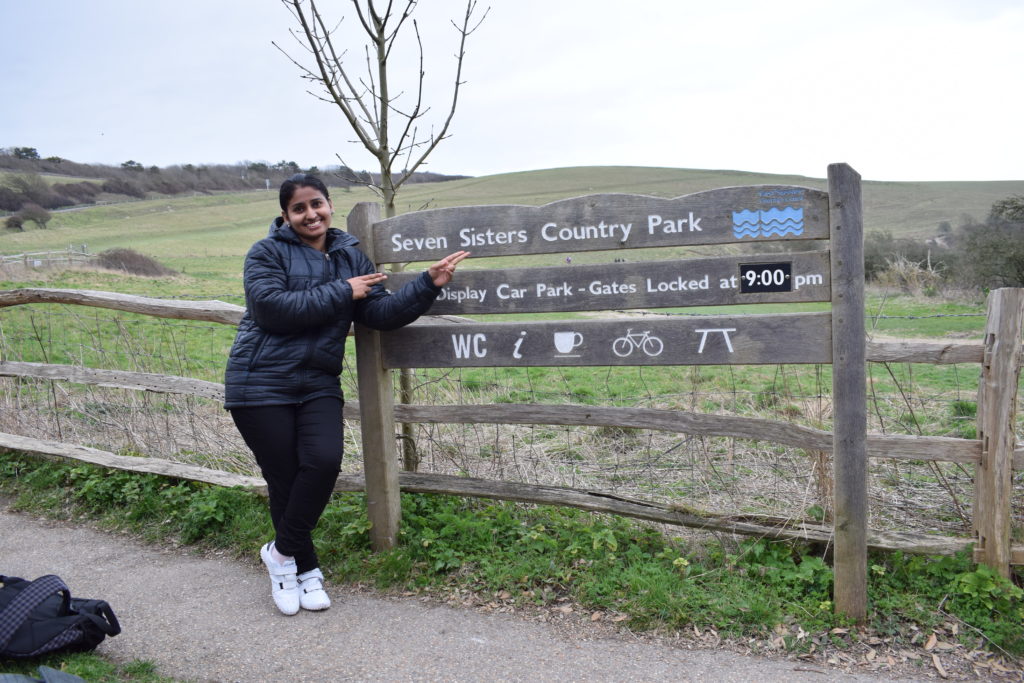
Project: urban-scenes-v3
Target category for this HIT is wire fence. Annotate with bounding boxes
[2,297,1017,550]
[0,246,92,274]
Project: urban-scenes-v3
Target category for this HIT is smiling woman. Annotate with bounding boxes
[223,172,469,615]
[281,183,333,252]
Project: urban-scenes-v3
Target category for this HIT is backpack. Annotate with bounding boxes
[0,575,121,659]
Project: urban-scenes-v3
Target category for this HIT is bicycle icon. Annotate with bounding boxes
[611,329,664,357]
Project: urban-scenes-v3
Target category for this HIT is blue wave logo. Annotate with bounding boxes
[731,206,804,238]
[731,209,760,239]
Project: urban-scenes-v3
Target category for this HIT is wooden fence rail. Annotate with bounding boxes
[2,358,1014,466]
[0,247,93,270]
[0,431,980,559]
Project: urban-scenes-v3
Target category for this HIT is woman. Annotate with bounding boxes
[225,173,468,615]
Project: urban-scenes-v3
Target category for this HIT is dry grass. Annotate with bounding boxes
[0,366,981,541]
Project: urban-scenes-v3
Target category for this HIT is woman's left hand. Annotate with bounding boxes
[427,251,471,287]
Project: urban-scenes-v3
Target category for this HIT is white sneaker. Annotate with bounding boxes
[260,542,299,615]
[297,568,331,611]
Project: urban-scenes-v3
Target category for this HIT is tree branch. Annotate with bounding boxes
[393,0,488,192]
[278,0,488,212]
[280,0,380,155]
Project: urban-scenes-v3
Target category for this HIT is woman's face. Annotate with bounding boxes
[283,185,333,249]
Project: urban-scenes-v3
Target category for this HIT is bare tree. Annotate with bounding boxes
[276,0,487,218]
[276,0,487,473]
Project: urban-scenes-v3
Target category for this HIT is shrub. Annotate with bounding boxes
[101,177,146,199]
[4,214,24,231]
[0,186,21,211]
[95,248,177,277]
[955,221,1024,288]
[873,254,945,296]
[864,231,954,284]
[18,203,52,229]
[55,181,102,204]
[3,173,70,209]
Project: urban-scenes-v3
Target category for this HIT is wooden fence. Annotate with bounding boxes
[1,165,1022,621]
[0,245,92,271]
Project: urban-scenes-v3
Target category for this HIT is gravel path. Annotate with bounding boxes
[1,505,925,682]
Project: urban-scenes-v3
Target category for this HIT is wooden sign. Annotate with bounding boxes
[370,186,829,263]
[381,312,832,368]
[388,251,830,315]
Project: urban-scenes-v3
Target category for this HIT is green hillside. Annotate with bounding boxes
[395,166,1023,238]
[2,165,1022,292]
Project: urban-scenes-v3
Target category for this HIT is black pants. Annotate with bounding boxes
[230,397,343,574]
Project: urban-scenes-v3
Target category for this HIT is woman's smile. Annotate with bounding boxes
[283,185,333,249]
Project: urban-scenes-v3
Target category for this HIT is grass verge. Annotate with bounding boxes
[0,656,169,683]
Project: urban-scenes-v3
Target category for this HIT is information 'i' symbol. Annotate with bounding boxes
[512,331,526,359]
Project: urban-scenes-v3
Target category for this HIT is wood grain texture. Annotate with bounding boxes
[383,312,832,368]
[0,431,266,494]
[0,361,225,401]
[828,162,868,620]
[1,428,984,559]
[0,288,243,325]
[973,288,1024,576]
[349,202,402,550]
[387,251,831,315]
[370,187,829,262]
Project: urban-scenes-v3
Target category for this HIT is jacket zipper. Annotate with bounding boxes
[298,248,333,372]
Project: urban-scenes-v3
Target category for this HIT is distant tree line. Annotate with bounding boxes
[863,194,1024,292]
[0,147,468,214]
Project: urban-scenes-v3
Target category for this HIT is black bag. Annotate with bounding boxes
[0,575,121,659]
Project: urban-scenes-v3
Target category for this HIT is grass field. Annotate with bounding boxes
[3,166,1024,266]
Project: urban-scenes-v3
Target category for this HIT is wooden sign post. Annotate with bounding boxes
[347,203,402,551]
[828,163,867,620]
[351,170,866,617]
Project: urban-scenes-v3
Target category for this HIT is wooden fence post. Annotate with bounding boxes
[828,163,867,620]
[974,287,1024,577]
[348,202,402,551]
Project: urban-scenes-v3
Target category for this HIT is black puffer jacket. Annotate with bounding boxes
[224,219,440,408]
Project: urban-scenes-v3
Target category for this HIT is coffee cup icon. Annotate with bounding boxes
[553,331,583,355]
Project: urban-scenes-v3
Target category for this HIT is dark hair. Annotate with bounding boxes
[279,173,331,211]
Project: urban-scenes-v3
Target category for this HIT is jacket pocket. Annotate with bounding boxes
[247,334,269,371]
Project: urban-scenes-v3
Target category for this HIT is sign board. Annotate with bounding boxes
[381,312,832,368]
[370,186,829,263]
[387,251,830,315]
[350,167,868,618]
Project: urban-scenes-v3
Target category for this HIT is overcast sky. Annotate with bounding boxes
[2,0,1022,182]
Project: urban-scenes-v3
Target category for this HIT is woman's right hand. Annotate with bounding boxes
[348,272,387,299]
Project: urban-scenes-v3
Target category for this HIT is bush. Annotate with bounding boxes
[864,231,955,285]
[955,221,1024,289]
[0,186,21,211]
[873,255,945,296]
[4,214,24,231]
[95,248,177,277]
[2,172,70,209]
[54,181,102,204]
[18,202,52,229]
[101,177,146,199]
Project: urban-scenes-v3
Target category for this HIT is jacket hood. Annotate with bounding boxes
[268,216,359,251]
